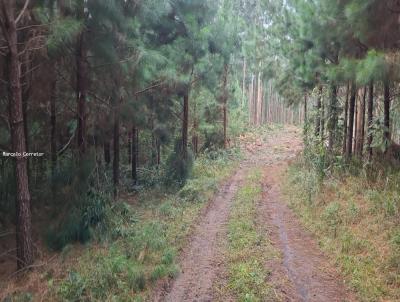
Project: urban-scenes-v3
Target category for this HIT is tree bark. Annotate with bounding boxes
[1,0,33,269]
[221,64,229,148]
[156,139,161,166]
[242,58,246,108]
[104,141,110,165]
[22,62,30,182]
[346,84,356,159]
[151,115,157,165]
[367,82,374,160]
[304,93,307,123]
[131,126,138,184]
[128,132,131,165]
[358,86,367,157]
[257,71,261,125]
[384,82,390,153]
[315,86,322,136]
[113,98,120,198]
[320,92,325,141]
[192,102,199,155]
[342,83,349,156]
[354,91,359,155]
[76,27,87,156]
[50,75,57,179]
[182,92,189,158]
[328,85,337,151]
[249,76,254,124]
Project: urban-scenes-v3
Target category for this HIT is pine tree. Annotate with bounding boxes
[0,0,33,269]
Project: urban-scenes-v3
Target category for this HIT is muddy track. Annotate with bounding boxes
[154,165,248,302]
[259,137,356,301]
[154,127,355,302]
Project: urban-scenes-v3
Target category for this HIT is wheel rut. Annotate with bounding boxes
[155,165,247,302]
[154,127,356,302]
[260,163,357,302]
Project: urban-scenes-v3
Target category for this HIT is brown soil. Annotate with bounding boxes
[259,130,356,301]
[155,126,356,302]
[261,163,356,302]
[154,161,249,302]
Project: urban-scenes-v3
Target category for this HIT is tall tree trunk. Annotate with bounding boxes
[253,74,258,124]
[151,115,157,165]
[156,139,161,166]
[182,92,189,158]
[76,29,87,156]
[221,64,229,148]
[223,104,227,148]
[248,76,253,124]
[343,84,350,156]
[367,82,374,160]
[384,82,391,153]
[22,63,30,183]
[192,102,199,155]
[128,133,131,165]
[358,86,367,157]
[328,85,337,151]
[242,58,246,108]
[104,141,110,165]
[50,76,57,179]
[346,84,357,158]
[354,91,359,155]
[304,93,307,123]
[131,126,138,184]
[321,93,325,141]
[315,86,322,136]
[257,72,261,125]
[1,0,33,269]
[113,98,120,198]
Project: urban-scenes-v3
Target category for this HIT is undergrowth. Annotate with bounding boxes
[283,157,400,302]
[47,148,241,301]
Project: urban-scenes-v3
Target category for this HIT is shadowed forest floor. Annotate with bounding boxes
[153,126,356,302]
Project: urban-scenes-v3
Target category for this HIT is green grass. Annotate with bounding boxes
[283,159,400,302]
[43,150,241,301]
[221,169,279,302]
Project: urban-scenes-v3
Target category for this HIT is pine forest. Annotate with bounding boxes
[0,1,400,301]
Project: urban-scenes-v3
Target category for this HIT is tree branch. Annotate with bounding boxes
[15,0,30,25]
[87,90,111,107]
[57,131,75,156]
[134,81,165,95]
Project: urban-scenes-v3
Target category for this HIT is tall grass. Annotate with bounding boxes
[50,148,241,301]
[283,159,400,301]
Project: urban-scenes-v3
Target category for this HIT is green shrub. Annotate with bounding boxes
[322,202,341,237]
[150,264,178,282]
[161,248,176,265]
[165,140,194,187]
[346,201,360,223]
[58,271,87,302]
[127,266,146,291]
[46,189,110,251]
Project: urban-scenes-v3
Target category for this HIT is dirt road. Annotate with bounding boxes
[155,126,355,302]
